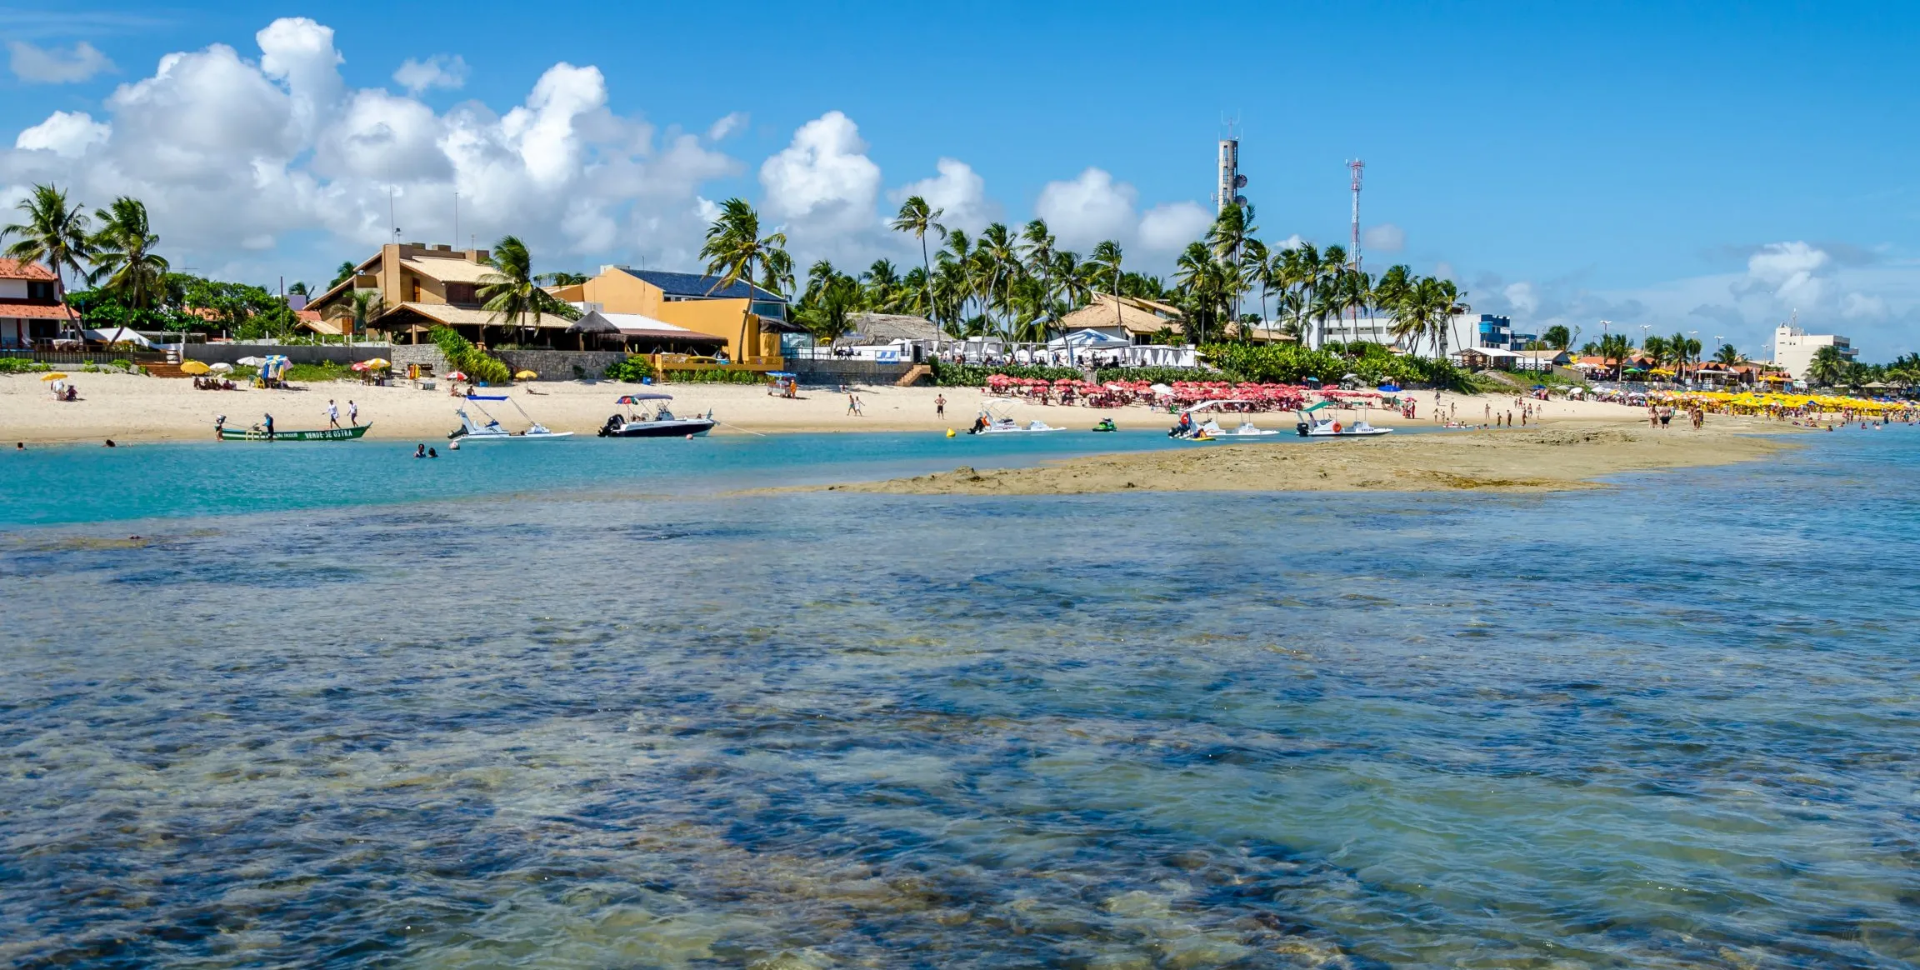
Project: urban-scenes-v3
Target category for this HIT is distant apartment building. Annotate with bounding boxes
[1771,324,1855,379]
[1319,313,1531,354]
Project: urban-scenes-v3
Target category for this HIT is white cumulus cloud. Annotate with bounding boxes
[0,17,744,278]
[1035,168,1137,248]
[14,111,110,157]
[1362,222,1406,254]
[392,54,467,95]
[891,157,997,234]
[1746,240,1830,306]
[1137,202,1212,253]
[759,110,882,239]
[7,40,113,84]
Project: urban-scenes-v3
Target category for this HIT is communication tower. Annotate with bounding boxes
[1217,124,1247,213]
[1347,159,1365,270]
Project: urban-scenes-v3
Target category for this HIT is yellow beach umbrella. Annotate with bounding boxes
[180,360,210,375]
[40,372,67,381]
[514,370,538,380]
[365,358,390,369]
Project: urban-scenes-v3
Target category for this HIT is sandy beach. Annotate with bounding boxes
[813,422,1793,495]
[2,372,1653,444]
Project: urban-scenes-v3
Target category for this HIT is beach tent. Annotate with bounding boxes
[84,325,152,348]
[1047,329,1131,350]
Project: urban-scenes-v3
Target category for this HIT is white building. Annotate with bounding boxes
[1317,313,1524,355]
[1771,324,1855,379]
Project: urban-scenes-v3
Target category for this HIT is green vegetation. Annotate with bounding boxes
[1203,342,1474,390]
[700,198,792,359]
[664,368,771,385]
[603,356,655,382]
[429,326,512,385]
[285,361,355,383]
[0,357,51,374]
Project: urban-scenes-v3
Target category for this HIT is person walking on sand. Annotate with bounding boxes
[852,394,865,417]
[348,400,359,426]
[935,393,946,417]
[263,412,275,440]
[325,400,340,429]
[847,392,858,416]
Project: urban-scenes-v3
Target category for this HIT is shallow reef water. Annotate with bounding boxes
[2,428,1917,967]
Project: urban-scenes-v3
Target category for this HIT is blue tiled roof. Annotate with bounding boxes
[617,268,785,302]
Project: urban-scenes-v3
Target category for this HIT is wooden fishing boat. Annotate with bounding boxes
[218,423,372,441]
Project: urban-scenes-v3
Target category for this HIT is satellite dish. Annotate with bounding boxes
[1233,195,1248,206]
[1233,174,1248,188]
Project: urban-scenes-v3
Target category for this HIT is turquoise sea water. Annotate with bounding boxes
[2,428,1917,968]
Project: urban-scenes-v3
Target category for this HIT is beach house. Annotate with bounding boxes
[304,242,520,343]
[548,267,798,364]
[0,259,77,348]
[1057,294,1185,345]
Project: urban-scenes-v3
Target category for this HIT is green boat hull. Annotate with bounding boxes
[218,423,372,442]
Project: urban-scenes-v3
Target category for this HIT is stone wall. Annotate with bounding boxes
[388,344,449,374]
[790,360,914,386]
[494,350,628,381]
[184,344,391,365]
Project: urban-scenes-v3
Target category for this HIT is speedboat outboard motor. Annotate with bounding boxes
[599,414,624,437]
[1296,421,1311,436]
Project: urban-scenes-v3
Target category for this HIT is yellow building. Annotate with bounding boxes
[554,266,796,363]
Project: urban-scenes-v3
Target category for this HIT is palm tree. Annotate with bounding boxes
[1598,333,1632,380]
[1540,325,1571,350]
[477,235,576,347]
[1207,203,1254,325]
[889,195,944,316]
[331,261,358,289]
[796,271,860,345]
[88,197,170,310]
[699,198,789,360]
[1374,265,1415,349]
[1174,241,1224,343]
[860,259,902,310]
[1089,239,1124,331]
[1807,345,1849,386]
[1241,238,1272,330]
[323,289,384,340]
[2,184,93,310]
[976,223,1019,332]
[1713,343,1741,366]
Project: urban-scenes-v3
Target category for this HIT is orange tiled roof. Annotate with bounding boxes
[0,259,57,281]
[0,303,77,319]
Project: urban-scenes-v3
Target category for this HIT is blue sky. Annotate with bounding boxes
[3,1,1916,357]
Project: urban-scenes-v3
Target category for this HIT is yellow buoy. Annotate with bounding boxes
[945,428,955,437]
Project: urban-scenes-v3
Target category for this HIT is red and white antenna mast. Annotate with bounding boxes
[1347,159,1365,271]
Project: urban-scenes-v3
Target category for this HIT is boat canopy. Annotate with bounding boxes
[616,394,673,404]
[1299,401,1333,413]
[1180,399,1257,414]
[465,394,509,401]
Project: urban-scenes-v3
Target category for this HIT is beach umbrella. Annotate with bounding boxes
[40,372,67,381]
[446,370,468,381]
[366,358,390,369]
[235,356,266,367]
[350,360,373,372]
[180,360,210,375]
[514,370,538,380]
[209,362,233,373]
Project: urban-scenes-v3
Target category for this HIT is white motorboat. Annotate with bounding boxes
[966,398,1062,434]
[1175,400,1281,439]
[449,395,574,441]
[1295,401,1392,438]
[598,393,716,438]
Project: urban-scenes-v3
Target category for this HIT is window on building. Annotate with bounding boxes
[27,281,53,302]
[444,283,476,305]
